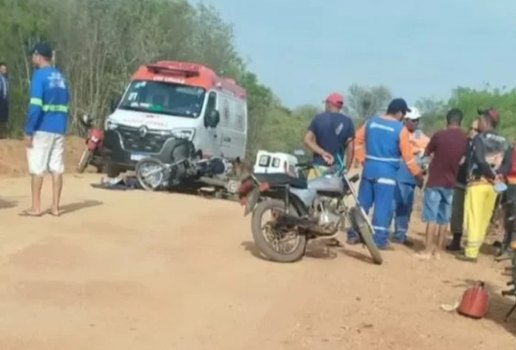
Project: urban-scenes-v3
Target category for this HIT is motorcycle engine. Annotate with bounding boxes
[313,196,342,233]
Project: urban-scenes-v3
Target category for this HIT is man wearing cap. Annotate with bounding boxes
[392,107,429,246]
[353,98,424,249]
[21,42,69,217]
[457,108,509,262]
[304,92,355,179]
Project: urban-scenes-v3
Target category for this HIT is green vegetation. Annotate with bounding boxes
[0,0,514,161]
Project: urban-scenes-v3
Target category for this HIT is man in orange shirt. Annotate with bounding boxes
[392,107,429,246]
[351,98,424,249]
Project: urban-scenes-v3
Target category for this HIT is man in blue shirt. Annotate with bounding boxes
[303,92,355,178]
[21,42,69,217]
[0,62,8,138]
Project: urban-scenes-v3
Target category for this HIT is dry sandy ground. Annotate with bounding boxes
[0,174,515,350]
[0,139,515,349]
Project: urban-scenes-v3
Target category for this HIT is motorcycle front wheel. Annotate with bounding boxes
[349,206,383,265]
[136,158,168,191]
[251,199,306,263]
[77,149,93,173]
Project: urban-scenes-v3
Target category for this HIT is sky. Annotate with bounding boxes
[197,0,516,108]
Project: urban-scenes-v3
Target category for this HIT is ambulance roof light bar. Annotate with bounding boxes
[146,61,201,78]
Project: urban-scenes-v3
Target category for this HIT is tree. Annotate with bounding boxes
[347,84,391,120]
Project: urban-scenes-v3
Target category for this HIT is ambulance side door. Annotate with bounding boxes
[202,90,222,158]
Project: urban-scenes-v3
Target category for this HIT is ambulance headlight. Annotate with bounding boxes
[105,119,119,130]
[171,128,195,141]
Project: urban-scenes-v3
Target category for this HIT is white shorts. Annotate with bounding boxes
[26,131,65,176]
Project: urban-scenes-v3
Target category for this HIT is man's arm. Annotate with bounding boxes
[343,119,355,170]
[424,133,436,157]
[345,138,354,171]
[499,146,513,177]
[354,124,366,165]
[304,130,329,158]
[399,127,422,176]
[24,72,44,137]
[472,135,497,180]
[0,76,5,99]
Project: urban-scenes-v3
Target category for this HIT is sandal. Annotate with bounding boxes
[19,210,43,217]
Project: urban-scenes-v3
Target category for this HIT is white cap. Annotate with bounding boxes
[405,107,422,120]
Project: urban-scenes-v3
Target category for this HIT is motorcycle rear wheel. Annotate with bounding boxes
[349,206,383,265]
[251,199,306,263]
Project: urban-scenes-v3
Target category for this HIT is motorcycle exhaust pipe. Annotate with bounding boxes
[198,176,227,188]
[276,215,337,235]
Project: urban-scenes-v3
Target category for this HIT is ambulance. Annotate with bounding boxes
[102,60,248,177]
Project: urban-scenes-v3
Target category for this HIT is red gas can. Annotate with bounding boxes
[457,281,489,319]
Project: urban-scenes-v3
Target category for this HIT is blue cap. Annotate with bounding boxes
[30,42,53,59]
[387,98,411,114]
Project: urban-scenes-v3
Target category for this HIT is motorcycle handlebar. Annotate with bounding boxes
[295,162,313,169]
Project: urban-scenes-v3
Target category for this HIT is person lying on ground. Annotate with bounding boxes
[417,108,468,260]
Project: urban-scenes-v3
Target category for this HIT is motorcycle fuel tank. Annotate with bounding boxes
[307,175,345,194]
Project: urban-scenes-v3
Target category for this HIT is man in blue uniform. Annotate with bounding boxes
[21,42,69,217]
[353,98,424,249]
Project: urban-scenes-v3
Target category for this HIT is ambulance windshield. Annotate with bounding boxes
[119,80,206,118]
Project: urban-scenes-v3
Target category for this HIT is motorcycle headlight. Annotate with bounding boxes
[171,128,195,141]
[105,119,119,130]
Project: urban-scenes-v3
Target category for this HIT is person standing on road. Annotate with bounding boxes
[304,92,355,179]
[446,119,480,251]
[0,62,8,138]
[353,98,424,250]
[417,108,468,260]
[21,42,69,217]
[498,137,516,255]
[457,108,508,262]
[392,107,429,247]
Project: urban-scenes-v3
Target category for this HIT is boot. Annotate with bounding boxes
[446,233,462,251]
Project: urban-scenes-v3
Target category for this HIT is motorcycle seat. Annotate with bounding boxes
[254,173,307,189]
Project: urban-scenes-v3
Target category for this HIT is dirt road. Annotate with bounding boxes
[0,173,515,350]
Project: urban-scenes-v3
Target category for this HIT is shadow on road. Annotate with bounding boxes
[339,247,374,264]
[59,200,103,215]
[241,241,267,261]
[241,240,339,262]
[0,198,17,209]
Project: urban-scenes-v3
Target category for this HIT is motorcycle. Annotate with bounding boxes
[239,151,382,264]
[135,139,232,192]
[77,114,104,173]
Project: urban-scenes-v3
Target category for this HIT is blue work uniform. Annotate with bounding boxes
[25,66,69,136]
[393,139,427,242]
[353,116,405,248]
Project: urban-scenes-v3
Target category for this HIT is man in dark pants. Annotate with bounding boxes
[447,119,480,251]
[499,138,516,254]
[0,62,8,138]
